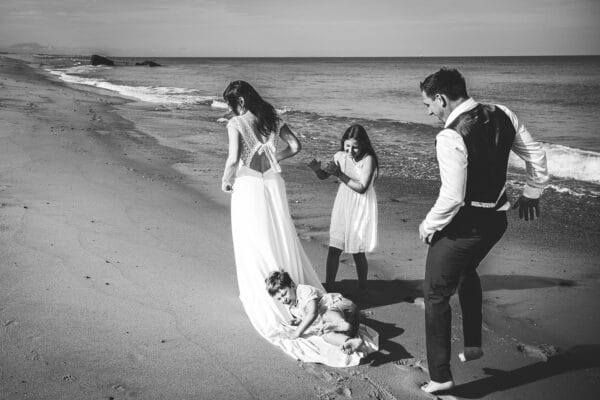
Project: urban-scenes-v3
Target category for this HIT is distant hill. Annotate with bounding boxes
[4,42,55,54]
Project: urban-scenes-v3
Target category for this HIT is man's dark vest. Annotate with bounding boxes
[447,103,516,207]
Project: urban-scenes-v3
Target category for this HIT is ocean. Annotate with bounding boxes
[38,55,600,198]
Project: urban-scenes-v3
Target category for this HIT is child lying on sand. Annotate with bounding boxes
[266,270,364,354]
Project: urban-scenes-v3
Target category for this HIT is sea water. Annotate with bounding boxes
[40,55,600,197]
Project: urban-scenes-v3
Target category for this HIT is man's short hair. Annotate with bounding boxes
[420,68,468,101]
[265,270,293,296]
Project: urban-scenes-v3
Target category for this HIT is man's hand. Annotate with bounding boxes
[419,221,434,244]
[307,158,321,172]
[512,195,540,221]
[221,181,233,193]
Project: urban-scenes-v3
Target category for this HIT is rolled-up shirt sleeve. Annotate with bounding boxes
[497,104,549,198]
[421,129,468,235]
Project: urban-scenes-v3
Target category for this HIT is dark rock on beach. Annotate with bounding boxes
[135,60,161,67]
[90,55,114,66]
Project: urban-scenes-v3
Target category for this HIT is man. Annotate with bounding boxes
[417,68,548,393]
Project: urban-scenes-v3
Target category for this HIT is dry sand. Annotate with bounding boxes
[1,55,599,399]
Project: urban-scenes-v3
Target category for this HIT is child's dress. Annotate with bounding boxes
[329,151,378,253]
[289,284,360,336]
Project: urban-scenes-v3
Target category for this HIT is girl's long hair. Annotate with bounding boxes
[339,124,379,178]
[222,80,280,137]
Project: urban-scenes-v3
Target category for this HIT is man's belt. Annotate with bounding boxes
[466,186,507,210]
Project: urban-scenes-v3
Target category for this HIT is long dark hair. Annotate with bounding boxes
[339,124,379,177]
[222,80,280,137]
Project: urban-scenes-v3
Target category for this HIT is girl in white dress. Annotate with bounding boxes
[221,82,376,366]
[308,124,378,295]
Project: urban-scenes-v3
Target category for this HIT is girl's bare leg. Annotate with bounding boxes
[321,311,363,354]
[352,252,368,291]
[321,332,363,354]
[325,246,342,292]
[322,310,351,333]
[341,337,364,354]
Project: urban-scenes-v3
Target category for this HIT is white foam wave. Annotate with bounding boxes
[546,184,588,197]
[210,100,229,110]
[64,65,113,74]
[46,69,214,105]
[210,100,292,115]
[509,142,600,184]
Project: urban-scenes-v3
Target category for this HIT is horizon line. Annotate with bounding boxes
[3,51,600,59]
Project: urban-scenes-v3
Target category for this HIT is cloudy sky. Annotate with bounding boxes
[1,0,599,56]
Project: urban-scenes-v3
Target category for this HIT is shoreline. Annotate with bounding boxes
[1,55,599,399]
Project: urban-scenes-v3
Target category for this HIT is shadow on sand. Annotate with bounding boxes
[452,344,600,398]
[361,317,413,366]
[333,274,576,309]
[331,275,576,369]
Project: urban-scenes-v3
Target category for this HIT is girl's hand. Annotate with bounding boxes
[290,317,301,326]
[307,158,321,172]
[221,181,233,193]
[324,161,341,177]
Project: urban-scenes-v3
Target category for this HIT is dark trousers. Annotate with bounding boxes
[424,208,508,383]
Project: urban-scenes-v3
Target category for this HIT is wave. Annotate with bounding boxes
[46,68,215,105]
[509,143,600,184]
[44,67,600,189]
[210,100,229,110]
[63,65,113,74]
[210,99,292,115]
[546,184,599,198]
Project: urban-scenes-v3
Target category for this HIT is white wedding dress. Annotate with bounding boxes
[228,112,377,367]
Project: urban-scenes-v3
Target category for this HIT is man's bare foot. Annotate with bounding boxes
[458,346,483,362]
[341,337,363,354]
[420,380,455,393]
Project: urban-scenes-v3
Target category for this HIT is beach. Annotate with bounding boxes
[1,55,599,400]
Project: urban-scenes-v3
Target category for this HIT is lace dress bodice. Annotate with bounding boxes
[227,113,281,172]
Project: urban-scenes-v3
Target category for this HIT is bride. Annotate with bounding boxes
[220,81,375,366]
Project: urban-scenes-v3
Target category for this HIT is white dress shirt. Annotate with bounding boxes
[420,98,549,237]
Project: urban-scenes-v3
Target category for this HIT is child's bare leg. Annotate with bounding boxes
[322,332,364,354]
[352,252,368,291]
[325,246,342,292]
[321,310,363,354]
[322,332,350,346]
[341,337,363,354]
[322,310,351,333]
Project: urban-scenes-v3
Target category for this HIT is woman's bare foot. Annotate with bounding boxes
[458,346,483,362]
[341,337,363,354]
[420,380,455,393]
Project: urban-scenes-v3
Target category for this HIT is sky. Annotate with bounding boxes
[1,0,599,57]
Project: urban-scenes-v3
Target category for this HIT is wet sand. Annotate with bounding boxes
[1,55,599,399]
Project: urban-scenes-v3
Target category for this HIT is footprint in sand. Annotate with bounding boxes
[517,342,560,361]
[109,382,138,398]
[391,363,440,400]
[300,363,356,399]
[395,357,427,372]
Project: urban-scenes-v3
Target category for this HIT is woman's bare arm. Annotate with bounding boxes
[221,121,240,192]
[276,123,301,162]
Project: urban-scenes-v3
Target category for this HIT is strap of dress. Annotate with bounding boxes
[255,137,281,173]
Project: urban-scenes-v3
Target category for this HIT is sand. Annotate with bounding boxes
[0,55,599,399]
